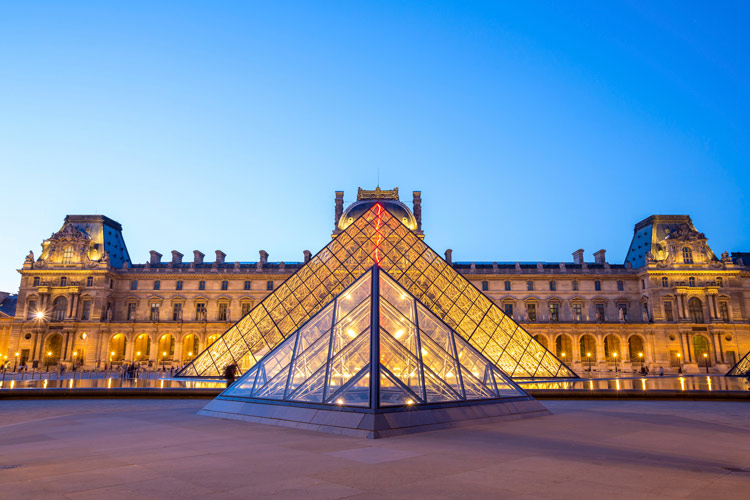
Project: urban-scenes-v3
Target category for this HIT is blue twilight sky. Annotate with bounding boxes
[1,1,749,292]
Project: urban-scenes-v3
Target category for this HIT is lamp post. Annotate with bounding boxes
[703,352,709,374]
[676,352,682,373]
[586,352,592,374]
[14,352,19,371]
[638,352,644,373]
[613,352,619,375]
[46,351,52,371]
[161,351,167,371]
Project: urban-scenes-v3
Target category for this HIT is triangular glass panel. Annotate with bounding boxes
[335,271,372,320]
[491,366,525,397]
[379,369,420,407]
[416,303,453,354]
[331,297,370,358]
[253,364,291,400]
[327,331,370,400]
[327,365,370,407]
[461,368,496,400]
[295,302,334,356]
[259,335,296,383]
[380,299,419,357]
[419,332,462,397]
[224,364,259,397]
[423,367,461,403]
[288,364,327,403]
[380,272,416,322]
[181,202,573,380]
[286,331,331,396]
[380,328,423,399]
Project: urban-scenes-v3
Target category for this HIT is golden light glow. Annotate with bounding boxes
[35,311,45,319]
[394,329,404,339]
[406,399,414,405]
[641,378,646,390]
[677,353,681,358]
[346,329,356,338]
[15,352,19,357]
[47,351,52,356]
[703,353,708,358]
[586,352,591,357]
[43,380,48,389]
[73,352,77,357]
[679,377,685,391]
[188,352,193,356]
[638,352,643,358]
[421,348,427,356]
[336,398,344,405]
[110,351,115,356]
[613,352,618,358]
[561,352,566,357]
[81,333,87,339]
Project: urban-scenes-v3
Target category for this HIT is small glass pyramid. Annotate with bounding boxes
[727,350,750,377]
[180,202,575,380]
[223,266,527,408]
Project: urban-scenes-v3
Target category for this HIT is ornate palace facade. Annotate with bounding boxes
[2,188,749,375]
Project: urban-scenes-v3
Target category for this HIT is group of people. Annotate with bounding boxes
[639,365,665,376]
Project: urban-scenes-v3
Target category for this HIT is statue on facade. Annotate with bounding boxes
[25,250,34,263]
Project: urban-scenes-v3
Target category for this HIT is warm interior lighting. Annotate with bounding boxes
[15,352,19,357]
[613,352,618,358]
[703,353,708,358]
[81,332,87,339]
[677,353,681,358]
[163,351,167,356]
[110,351,115,356]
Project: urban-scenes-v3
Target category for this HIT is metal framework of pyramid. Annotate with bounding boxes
[200,266,549,438]
[179,203,576,380]
[727,351,750,376]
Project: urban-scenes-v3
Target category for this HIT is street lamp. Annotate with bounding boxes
[676,352,682,373]
[586,352,592,374]
[161,351,167,370]
[703,352,709,374]
[613,352,619,375]
[638,352,644,373]
[35,311,45,320]
[46,351,52,371]
[14,352,19,371]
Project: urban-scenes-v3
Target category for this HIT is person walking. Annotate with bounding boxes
[658,366,664,377]
[223,363,238,387]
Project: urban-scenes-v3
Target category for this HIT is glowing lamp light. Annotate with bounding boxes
[421,348,427,356]
[586,352,591,357]
[336,398,344,405]
[47,351,52,356]
[613,352,618,358]
[35,311,45,319]
[188,352,193,356]
[15,352,19,357]
[162,351,167,356]
[394,329,404,339]
[111,351,115,356]
[676,353,681,358]
[81,333,87,339]
[347,329,356,338]
[136,351,141,356]
[405,399,414,405]
[638,352,643,358]
[73,352,77,357]
[703,353,708,358]
[561,352,566,358]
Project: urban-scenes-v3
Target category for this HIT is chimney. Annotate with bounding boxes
[303,250,312,263]
[215,250,226,264]
[193,250,205,265]
[594,249,606,265]
[334,191,344,229]
[149,250,162,266]
[257,250,268,270]
[412,191,422,231]
[171,251,183,265]
[572,249,584,265]
[444,249,453,265]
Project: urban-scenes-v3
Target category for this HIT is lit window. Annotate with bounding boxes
[504,280,511,291]
[176,280,183,290]
[683,247,693,264]
[617,280,623,291]
[52,296,67,321]
[196,302,207,321]
[150,303,160,322]
[267,281,274,291]
[153,280,161,290]
[662,277,669,288]
[573,303,582,322]
[241,302,252,316]
[127,303,136,321]
[594,280,601,291]
[527,281,534,291]
[549,303,559,322]
[218,303,228,321]
[504,303,513,317]
[62,246,74,264]
[87,276,94,287]
[199,281,206,290]
[595,303,605,321]
[527,303,536,321]
[221,280,228,291]
[244,280,252,290]
[131,280,138,290]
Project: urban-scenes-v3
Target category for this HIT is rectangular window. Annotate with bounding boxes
[526,281,534,291]
[716,277,723,287]
[150,303,160,322]
[719,302,729,321]
[549,280,556,291]
[641,279,646,289]
[481,280,489,291]
[617,280,624,291]
[176,280,183,290]
[662,277,669,287]
[199,280,206,291]
[267,281,274,291]
[196,302,207,321]
[172,303,183,321]
[504,303,513,317]
[27,300,37,319]
[218,303,228,321]
[244,280,252,290]
[153,280,160,290]
[241,302,252,316]
[60,277,67,286]
[572,280,578,291]
[110,279,113,289]
[81,300,91,320]
[573,303,582,322]
[664,301,674,322]
[549,303,559,322]
[131,280,138,290]
[127,303,137,321]
[504,280,511,291]
[527,303,536,322]
[86,276,94,287]
[221,280,228,291]
[594,280,601,291]
[33,276,40,287]
[595,303,605,321]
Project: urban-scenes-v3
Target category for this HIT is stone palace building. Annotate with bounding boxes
[1,187,748,375]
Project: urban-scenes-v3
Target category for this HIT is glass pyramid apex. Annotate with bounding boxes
[179,203,576,380]
[221,266,529,408]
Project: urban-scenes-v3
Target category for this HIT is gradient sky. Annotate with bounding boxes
[1,1,749,292]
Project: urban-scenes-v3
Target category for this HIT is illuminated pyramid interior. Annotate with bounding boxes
[200,266,549,438]
[179,203,576,381]
[727,351,750,376]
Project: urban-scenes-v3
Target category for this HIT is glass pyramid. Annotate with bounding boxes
[222,266,528,407]
[179,203,576,380]
[727,351,750,376]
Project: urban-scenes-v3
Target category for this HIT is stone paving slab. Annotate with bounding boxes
[0,399,749,499]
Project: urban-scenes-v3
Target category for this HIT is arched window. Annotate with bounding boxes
[579,335,597,361]
[533,334,549,349]
[688,297,704,323]
[682,247,693,264]
[108,334,126,362]
[692,335,711,367]
[183,334,200,360]
[44,334,63,366]
[52,296,68,321]
[628,335,645,362]
[555,335,572,360]
[62,246,74,264]
[159,334,176,360]
[134,334,150,361]
[604,335,621,360]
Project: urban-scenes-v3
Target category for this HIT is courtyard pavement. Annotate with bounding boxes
[1,398,749,499]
